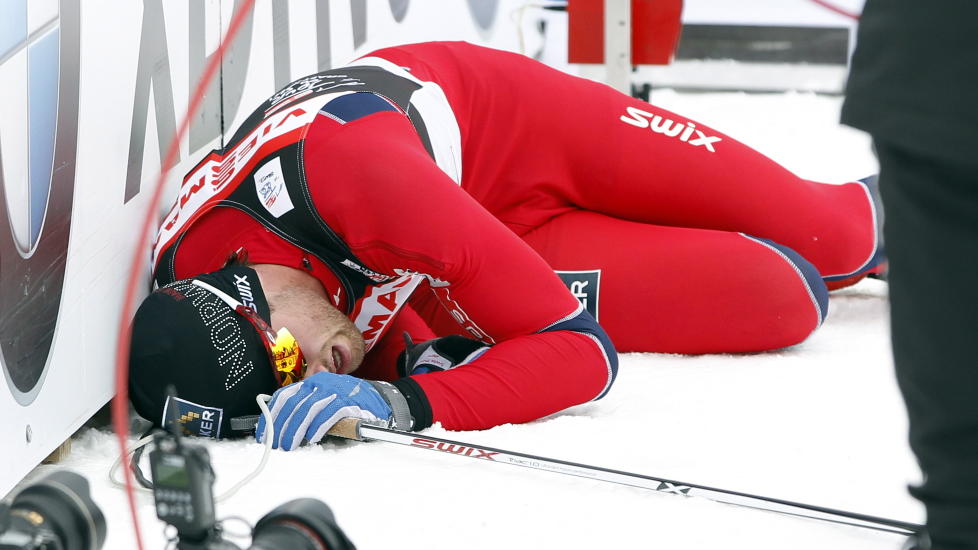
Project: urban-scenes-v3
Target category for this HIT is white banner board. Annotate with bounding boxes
[0,0,563,498]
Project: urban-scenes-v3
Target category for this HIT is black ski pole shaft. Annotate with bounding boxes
[328,419,921,536]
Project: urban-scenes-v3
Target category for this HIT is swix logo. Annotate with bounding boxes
[620,106,722,152]
[411,438,499,460]
[234,274,256,310]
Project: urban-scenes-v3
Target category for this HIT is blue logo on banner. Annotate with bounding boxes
[0,1,79,405]
[1,0,59,253]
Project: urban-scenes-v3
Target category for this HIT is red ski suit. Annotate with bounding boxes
[153,42,880,431]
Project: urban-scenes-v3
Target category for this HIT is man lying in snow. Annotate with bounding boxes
[129,42,883,449]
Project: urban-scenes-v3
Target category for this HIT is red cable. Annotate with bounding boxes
[112,2,257,548]
[809,0,861,20]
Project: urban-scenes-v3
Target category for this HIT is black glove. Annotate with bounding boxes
[397,333,490,377]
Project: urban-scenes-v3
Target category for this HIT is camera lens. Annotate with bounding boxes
[9,470,107,550]
[249,498,355,550]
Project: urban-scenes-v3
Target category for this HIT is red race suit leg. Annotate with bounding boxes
[522,210,828,353]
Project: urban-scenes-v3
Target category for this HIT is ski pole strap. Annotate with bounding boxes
[326,419,921,536]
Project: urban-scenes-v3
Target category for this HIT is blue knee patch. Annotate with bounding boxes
[319,92,399,124]
[742,235,829,327]
[541,305,618,399]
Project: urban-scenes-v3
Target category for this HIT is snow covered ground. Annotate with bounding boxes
[22,89,922,550]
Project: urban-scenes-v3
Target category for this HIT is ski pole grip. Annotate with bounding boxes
[327,418,363,440]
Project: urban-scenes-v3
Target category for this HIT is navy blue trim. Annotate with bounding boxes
[748,236,829,326]
[542,308,618,399]
[824,175,886,281]
[320,92,398,124]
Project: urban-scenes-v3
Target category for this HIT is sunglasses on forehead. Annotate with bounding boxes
[192,279,306,387]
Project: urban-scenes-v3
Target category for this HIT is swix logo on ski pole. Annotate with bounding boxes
[619,106,722,152]
[411,438,499,460]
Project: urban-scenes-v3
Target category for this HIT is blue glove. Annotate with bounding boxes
[257,373,392,450]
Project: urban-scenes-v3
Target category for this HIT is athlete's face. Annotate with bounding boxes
[265,283,366,378]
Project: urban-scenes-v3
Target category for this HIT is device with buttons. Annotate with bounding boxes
[148,428,218,543]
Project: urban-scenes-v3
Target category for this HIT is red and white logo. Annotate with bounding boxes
[351,274,423,352]
[411,438,499,460]
[620,106,722,152]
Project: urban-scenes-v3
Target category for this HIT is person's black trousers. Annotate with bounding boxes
[876,141,978,550]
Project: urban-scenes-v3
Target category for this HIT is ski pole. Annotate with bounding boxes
[328,419,921,536]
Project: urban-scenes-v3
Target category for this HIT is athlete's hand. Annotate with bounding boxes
[257,373,392,450]
[398,334,489,377]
